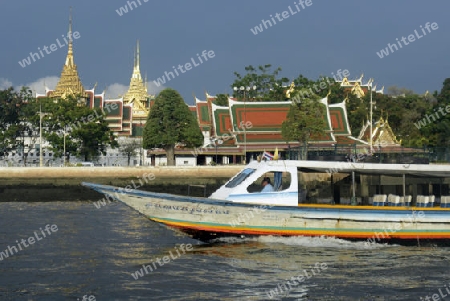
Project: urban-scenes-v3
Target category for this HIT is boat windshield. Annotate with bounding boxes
[225,168,256,188]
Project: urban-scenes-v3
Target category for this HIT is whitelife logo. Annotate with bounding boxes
[0,224,58,261]
[376,22,438,59]
[153,50,215,87]
[250,0,313,35]
[130,243,193,280]
[116,0,149,16]
[18,31,81,68]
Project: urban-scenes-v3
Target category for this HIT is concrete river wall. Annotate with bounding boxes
[0,166,242,201]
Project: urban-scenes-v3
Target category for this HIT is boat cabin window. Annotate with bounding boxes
[225,168,256,188]
[247,171,291,193]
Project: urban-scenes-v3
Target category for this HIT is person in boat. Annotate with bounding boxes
[261,177,274,192]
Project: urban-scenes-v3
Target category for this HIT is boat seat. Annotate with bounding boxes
[373,194,387,206]
[416,195,423,207]
[417,195,435,207]
[388,194,401,206]
[399,195,412,207]
[441,196,450,208]
[429,195,435,207]
[416,195,429,207]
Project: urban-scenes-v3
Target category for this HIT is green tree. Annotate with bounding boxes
[293,74,316,90]
[214,94,229,106]
[428,78,450,147]
[39,95,117,163]
[119,138,141,166]
[387,85,415,97]
[74,119,114,162]
[0,89,119,165]
[232,64,289,101]
[0,87,35,163]
[281,94,326,160]
[143,88,203,166]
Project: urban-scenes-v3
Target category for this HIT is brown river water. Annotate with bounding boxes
[0,199,449,301]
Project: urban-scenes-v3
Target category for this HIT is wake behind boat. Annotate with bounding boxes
[82,160,450,245]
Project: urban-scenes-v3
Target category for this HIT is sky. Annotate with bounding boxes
[0,0,449,105]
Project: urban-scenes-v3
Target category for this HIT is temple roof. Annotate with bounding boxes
[49,8,86,99]
[336,75,384,98]
[195,96,211,130]
[191,92,367,149]
[329,101,351,136]
[208,96,337,145]
[358,116,401,147]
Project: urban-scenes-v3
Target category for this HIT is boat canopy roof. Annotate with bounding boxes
[248,160,450,178]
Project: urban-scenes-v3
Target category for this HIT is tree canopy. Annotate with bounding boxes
[281,92,326,159]
[0,87,117,165]
[0,87,34,159]
[232,64,290,101]
[143,88,203,166]
[231,65,450,149]
[119,138,142,166]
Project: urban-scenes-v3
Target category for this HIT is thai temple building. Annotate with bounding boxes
[37,11,151,139]
[30,11,153,166]
[106,40,153,137]
[336,74,401,148]
[38,11,102,107]
[336,74,384,98]
[149,93,367,165]
[29,9,401,166]
[149,74,400,165]
[358,116,402,148]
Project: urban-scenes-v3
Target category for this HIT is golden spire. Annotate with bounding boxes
[136,40,140,72]
[130,40,142,81]
[65,6,74,67]
[133,44,136,70]
[50,7,86,99]
[123,40,152,117]
[144,71,148,93]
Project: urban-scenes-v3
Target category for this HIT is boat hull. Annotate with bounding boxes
[83,182,450,244]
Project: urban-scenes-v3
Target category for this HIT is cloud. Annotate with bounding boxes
[104,83,128,99]
[147,81,165,95]
[105,81,165,99]
[18,76,59,96]
[1,76,59,95]
[0,78,13,90]
[2,76,165,99]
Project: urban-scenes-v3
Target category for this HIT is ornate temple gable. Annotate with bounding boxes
[351,82,365,98]
[374,116,401,146]
[49,9,86,100]
[210,103,235,146]
[329,101,351,136]
[337,74,386,99]
[357,116,401,147]
[340,77,351,86]
[337,74,363,87]
[195,96,211,130]
[122,40,152,118]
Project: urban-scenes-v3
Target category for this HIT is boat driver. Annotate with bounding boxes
[261,177,274,192]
